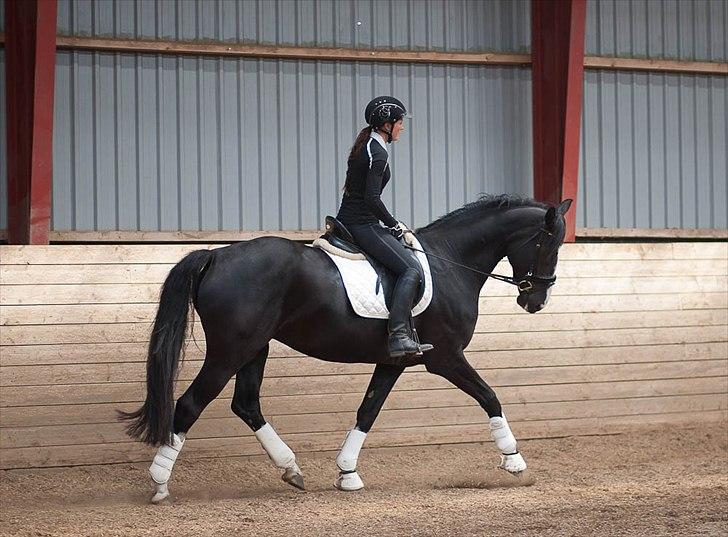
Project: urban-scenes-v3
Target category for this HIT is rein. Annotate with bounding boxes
[404,245,523,287]
[405,228,557,293]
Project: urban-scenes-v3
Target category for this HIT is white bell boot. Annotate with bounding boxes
[334,428,367,491]
[489,416,527,475]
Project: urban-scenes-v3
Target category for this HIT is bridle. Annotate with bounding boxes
[511,227,557,293]
[404,226,557,294]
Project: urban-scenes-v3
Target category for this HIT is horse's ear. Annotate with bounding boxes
[545,207,557,231]
[557,199,573,215]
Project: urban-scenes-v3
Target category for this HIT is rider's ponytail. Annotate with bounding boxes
[344,126,373,193]
[347,126,373,165]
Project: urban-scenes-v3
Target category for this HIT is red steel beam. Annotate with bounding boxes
[531,0,586,242]
[5,0,57,245]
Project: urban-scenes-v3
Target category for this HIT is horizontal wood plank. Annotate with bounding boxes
[1,242,725,266]
[3,309,726,346]
[2,410,725,469]
[2,359,725,407]
[3,258,725,285]
[2,325,726,367]
[3,275,727,306]
[3,393,725,449]
[3,376,725,429]
[4,293,726,326]
[3,342,726,386]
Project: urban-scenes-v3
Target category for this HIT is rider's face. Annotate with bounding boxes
[389,119,405,142]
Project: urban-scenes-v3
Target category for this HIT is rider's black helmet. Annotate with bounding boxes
[365,96,407,128]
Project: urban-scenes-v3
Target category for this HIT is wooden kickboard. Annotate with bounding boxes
[1,241,726,469]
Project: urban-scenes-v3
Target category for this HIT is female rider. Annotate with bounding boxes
[336,96,433,359]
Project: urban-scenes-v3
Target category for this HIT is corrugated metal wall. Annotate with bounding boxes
[578,0,727,230]
[56,0,531,53]
[50,0,533,232]
[578,71,726,230]
[586,0,727,62]
[3,1,727,234]
[52,53,532,231]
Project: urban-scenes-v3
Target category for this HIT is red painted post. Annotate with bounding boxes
[5,0,57,245]
[531,0,586,242]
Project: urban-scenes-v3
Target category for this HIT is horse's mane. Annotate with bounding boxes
[420,194,549,231]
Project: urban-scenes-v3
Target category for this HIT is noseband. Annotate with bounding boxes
[404,227,557,292]
[513,228,557,293]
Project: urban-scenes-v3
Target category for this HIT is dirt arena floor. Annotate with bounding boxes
[1,422,726,537]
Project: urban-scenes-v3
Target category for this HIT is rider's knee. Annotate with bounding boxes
[403,266,420,280]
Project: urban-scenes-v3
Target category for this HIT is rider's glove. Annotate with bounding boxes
[392,221,415,247]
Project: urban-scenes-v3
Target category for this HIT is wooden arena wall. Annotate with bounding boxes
[1,242,726,469]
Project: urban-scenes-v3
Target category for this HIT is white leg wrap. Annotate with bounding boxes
[489,416,518,455]
[149,433,186,485]
[254,423,297,470]
[335,428,367,472]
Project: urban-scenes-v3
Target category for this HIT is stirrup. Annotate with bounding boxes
[411,328,434,356]
[388,329,433,358]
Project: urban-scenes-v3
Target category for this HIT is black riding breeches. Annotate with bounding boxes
[348,223,420,277]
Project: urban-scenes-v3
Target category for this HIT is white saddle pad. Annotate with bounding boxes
[314,235,433,319]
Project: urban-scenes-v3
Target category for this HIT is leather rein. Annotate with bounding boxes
[405,227,557,293]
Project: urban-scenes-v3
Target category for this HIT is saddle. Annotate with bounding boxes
[312,216,431,318]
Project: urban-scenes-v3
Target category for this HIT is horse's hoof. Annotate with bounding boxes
[499,452,527,475]
[335,471,364,491]
[150,482,170,504]
[282,467,305,490]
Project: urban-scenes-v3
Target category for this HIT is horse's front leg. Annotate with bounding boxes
[334,363,404,491]
[426,354,527,475]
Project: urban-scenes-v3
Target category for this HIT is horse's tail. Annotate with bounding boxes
[118,249,213,446]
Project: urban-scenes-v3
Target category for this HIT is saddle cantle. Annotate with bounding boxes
[312,216,433,319]
[314,216,367,259]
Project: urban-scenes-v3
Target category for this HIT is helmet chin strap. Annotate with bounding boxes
[379,125,393,143]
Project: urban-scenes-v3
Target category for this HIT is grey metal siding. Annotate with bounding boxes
[578,70,727,230]
[56,0,531,53]
[52,51,532,231]
[586,0,727,62]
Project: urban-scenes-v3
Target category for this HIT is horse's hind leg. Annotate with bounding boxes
[148,350,240,503]
[231,344,305,490]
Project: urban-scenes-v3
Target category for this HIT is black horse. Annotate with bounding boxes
[121,194,572,502]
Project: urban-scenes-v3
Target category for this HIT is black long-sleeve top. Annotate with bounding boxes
[336,133,398,228]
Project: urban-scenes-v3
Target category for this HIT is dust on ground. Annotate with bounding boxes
[1,422,726,537]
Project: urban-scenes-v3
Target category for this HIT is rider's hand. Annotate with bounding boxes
[394,221,415,246]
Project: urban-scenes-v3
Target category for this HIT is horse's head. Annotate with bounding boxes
[508,199,572,314]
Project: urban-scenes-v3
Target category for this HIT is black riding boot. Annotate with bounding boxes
[388,268,433,358]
